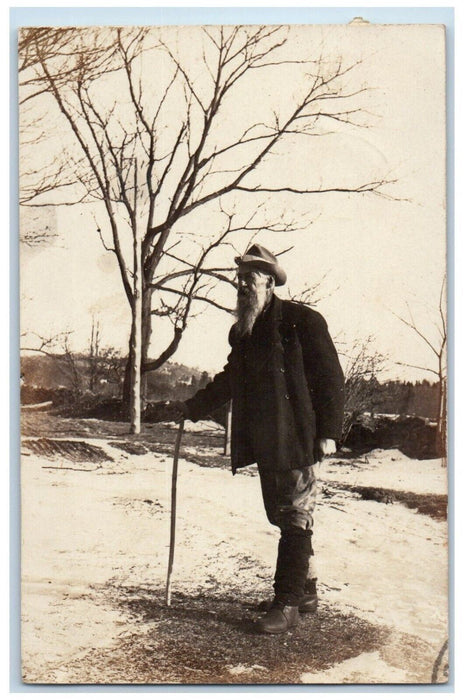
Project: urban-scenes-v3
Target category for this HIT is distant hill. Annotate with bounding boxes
[21,354,81,389]
[20,353,439,420]
[20,353,211,402]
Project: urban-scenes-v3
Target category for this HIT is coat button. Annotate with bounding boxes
[285,394,290,400]
[280,368,285,373]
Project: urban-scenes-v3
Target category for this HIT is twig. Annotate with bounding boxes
[328,504,347,513]
[41,465,103,472]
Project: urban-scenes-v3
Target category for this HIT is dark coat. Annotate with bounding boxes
[185,295,344,474]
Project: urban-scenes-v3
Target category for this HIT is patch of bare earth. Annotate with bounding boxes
[322,483,448,521]
[47,588,392,684]
[29,578,442,685]
[22,438,112,464]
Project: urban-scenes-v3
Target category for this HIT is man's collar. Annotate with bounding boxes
[257,294,282,326]
[267,294,282,321]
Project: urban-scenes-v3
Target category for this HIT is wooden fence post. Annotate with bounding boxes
[224,401,232,456]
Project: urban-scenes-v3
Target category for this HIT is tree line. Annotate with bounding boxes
[21,349,439,421]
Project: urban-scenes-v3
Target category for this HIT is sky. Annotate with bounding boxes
[19,22,447,382]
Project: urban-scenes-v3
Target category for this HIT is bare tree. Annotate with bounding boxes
[88,317,101,392]
[20,330,83,394]
[88,318,124,393]
[19,26,396,427]
[21,325,124,397]
[392,276,447,457]
[20,330,72,357]
[288,270,339,308]
[337,336,387,444]
[61,335,84,395]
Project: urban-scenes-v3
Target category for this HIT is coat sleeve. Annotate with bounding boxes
[183,329,235,422]
[296,309,345,440]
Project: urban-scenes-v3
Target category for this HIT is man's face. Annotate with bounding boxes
[235,268,273,336]
[237,269,268,305]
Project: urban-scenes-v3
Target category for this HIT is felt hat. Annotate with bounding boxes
[234,243,287,286]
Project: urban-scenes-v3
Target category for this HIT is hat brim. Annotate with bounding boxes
[235,255,287,286]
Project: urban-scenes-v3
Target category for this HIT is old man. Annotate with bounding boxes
[170,244,344,634]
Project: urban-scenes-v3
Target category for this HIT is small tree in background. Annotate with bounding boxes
[392,276,447,458]
[337,336,387,444]
[21,322,124,399]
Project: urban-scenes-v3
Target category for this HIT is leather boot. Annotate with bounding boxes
[256,527,312,633]
[299,592,318,613]
[273,527,312,605]
[300,578,318,613]
[255,600,300,634]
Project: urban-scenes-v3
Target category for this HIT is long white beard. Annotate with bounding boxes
[235,287,270,337]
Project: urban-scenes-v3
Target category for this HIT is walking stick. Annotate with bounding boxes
[165,418,184,607]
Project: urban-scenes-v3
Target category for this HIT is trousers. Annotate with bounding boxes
[257,465,317,532]
[258,465,318,593]
[245,415,319,603]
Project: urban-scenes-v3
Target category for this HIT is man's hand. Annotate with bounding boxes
[144,400,189,423]
[314,438,337,463]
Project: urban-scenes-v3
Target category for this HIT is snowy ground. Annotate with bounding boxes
[20,421,449,685]
[320,447,447,495]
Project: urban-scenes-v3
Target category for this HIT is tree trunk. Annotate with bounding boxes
[129,295,142,434]
[224,401,232,456]
[122,342,133,405]
[141,286,154,402]
[122,287,154,406]
[437,377,447,459]
[129,166,142,435]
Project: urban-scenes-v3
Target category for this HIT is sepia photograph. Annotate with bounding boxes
[17,14,449,686]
